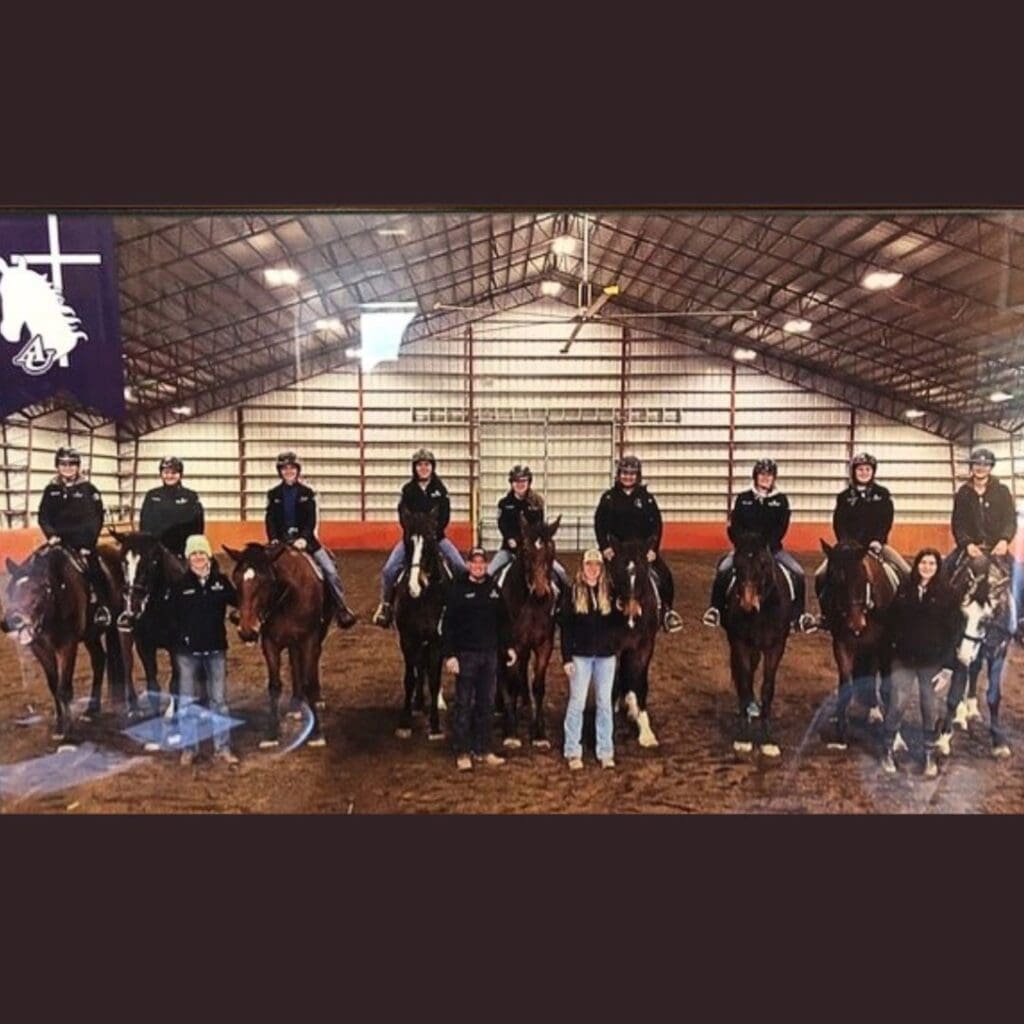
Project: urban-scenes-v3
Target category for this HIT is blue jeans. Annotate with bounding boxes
[381,537,468,595]
[563,655,616,761]
[452,649,497,755]
[175,651,230,752]
[310,545,347,602]
[487,547,570,586]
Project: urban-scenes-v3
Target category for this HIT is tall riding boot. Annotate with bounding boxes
[86,552,112,628]
[328,574,357,628]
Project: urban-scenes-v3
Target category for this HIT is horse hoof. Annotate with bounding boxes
[826,742,848,751]
[993,744,1012,759]
[733,741,753,754]
[532,739,551,750]
[638,734,660,749]
[759,743,781,758]
[57,743,77,753]
[503,737,522,750]
[428,731,445,742]
[259,738,280,750]
[624,693,640,723]
[867,707,884,724]
[143,742,161,753]
[287,710,303,722]
[395,728,412,740]
[935,733,952,757]
[307,736,327,748]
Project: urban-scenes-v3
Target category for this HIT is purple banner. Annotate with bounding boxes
[0,214,124,419]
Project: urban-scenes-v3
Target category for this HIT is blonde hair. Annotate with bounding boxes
[573,559,612,615]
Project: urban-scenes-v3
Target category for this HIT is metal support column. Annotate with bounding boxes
[727,363,737,512]
[236,406,247,521]
[847,406,857,462]
[618,327,630,460]
[357,361,367,520]
[466,325,478,544]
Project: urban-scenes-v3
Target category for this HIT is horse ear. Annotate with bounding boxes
[222,545,242,562]
[548,515,562,538]
[820,539,833,556]
[5,557,19,576]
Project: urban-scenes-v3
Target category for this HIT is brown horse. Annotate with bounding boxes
[498,513,561,749]
[817,540,900,749]
[2,543,125,745]
[223,541,329,749]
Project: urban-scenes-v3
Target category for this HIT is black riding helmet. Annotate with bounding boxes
[159,456,184,475]
[55,446,81,468]
[411,448,436,473]
[508,464,532,484]
[276,450,302,475]
[752,458,777,480]
[616,455,642,483]
[849,452,877,480]
[969,448,996,468]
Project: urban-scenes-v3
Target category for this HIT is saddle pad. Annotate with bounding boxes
[300,551,324,581]
[880,561,901,592]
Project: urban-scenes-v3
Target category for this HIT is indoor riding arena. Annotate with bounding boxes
[2,211,1023,814]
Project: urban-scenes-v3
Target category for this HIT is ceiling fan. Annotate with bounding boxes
[432,213,760,353]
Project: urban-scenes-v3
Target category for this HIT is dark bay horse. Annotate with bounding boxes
[2,544,125,745]
[393,508,447,741]
[938,554,1016,758]
[224,541,329,748]
[722,531,792,756]
[605,535,661,748]
[818,540,901,749]
[498,513,561,749]
[111,530,187,715]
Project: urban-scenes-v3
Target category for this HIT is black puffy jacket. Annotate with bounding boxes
[887,578,961,668]
[729,489,790,552]
[140,484,205,556]
[497,489,545,549]
[559,584,621,662]
[399,476,451,540]
[951,478,1016,549]
[832,484,895,546]
[439,574,511,657]
[169,565,238,654]
[37,478,104,550]
[594,484,663,551]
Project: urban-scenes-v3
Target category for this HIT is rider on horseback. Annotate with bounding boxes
[265,451,357,628]
[139,456,205,558]
[373,449,467,628]
[948,447,1016,576]
[37,447,112,627]
[814,452,911,629]
[488,464,570,589]
[594,455,683,633]
[702,458,817,634]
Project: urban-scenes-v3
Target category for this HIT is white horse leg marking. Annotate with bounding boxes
[624,691,639,723]
[965,696,982,721]
[637,709,659,748]
[123,551,140,616]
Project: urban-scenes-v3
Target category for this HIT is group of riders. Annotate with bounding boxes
[8,440,1019,771]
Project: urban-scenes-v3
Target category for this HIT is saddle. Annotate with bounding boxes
[299,550,324,582]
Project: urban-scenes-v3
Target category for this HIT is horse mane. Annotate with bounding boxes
[2,264,87,340]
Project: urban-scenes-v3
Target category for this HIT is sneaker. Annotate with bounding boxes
[94,606,112,628]
[335,604,358,629]
[215,749,240,765]
[473,752,506,766]
[701,607,720,628]
[599,756,616,769]
[567,756,584,771]
[180,750,195,767]
[662,609,684,633]
[456,754,473,772]
[881,749,896,775]
[372,602,393,629]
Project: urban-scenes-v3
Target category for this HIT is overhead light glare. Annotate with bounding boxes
[904,408,926,419]
[314,318,342,331]
[989,390,1014,403]
[860,269,903,290]
[171,405,192,416]
[732,347,758,362]
[540,280,563,297]
[782,318,812,334]
[263,267,300,286]
[551,234,578,256]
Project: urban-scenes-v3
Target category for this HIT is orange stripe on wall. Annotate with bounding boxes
[3,521,1022,562]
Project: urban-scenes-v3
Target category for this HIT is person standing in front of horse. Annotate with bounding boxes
[949,448,1017,581]
[37,446,112,627]
[168,534,239,767]
[814,452,911,627]
[702,459,817,634]
[594,455,683,633]
[265,451,357,629]
[560,548,622,771]
[441,546,516,771]
[139,456,205,558]
[881,548,961,777]
[373,448,467,627]
[488,464,570,589]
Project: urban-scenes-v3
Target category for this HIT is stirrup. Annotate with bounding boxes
[662,609,683,633]
[94,606,112,628]
[372,602,392,628]
[701,607,720,628]
[797,613,818,634]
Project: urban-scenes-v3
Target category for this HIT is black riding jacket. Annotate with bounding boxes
[594,483,663,551]
[439,574,512,657]
[169,565,238,655]
[266,481,322,553]
[832,483,895,546]
[497,489,546,549]
[951,477,1016,549]
[140,484,205,557]
[729,488,790,552]
[886,579,961,668]
[398,476,451,540]
[559,584,622,662]
[37,477,104,551]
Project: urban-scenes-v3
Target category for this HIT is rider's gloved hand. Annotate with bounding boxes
[992,540,1009,557]
[508,539,517,549]
[646,549,657,563]
[47,535,61,546]
[869,540,882,554]
[293,538,308,550]
[966,543,984,559]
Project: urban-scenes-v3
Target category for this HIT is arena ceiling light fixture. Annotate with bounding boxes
[314,318,342,331]
[732,347,758,362]
[263,267,300,286]
[860,269,903,290]
[551,234,578,256]
[171,405,192,416]
[904,408,926,419]
[988,390,1014,402]
[359,301,418,372]
[540,280,563,297]
[782,318,812,334]
[377,228,408,237]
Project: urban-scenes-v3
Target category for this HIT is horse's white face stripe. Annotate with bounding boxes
[15,577,29,587]
[535,539,543,550]
[125,551,139,589]
[243,567,256,581]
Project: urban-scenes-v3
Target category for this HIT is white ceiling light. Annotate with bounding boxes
[989,390,1015,403]
[732,347,758,362]
[263,267,300,286]
[540,280,563,297]
[551,234,578,256]
[904,408,926,419]
[782,318,812,334]
[860,269,903,290]
[314,318,342,331]
[377,228,408,237]
[123,386,136,403]
[171,405,192,416]
[345,346,362,359]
